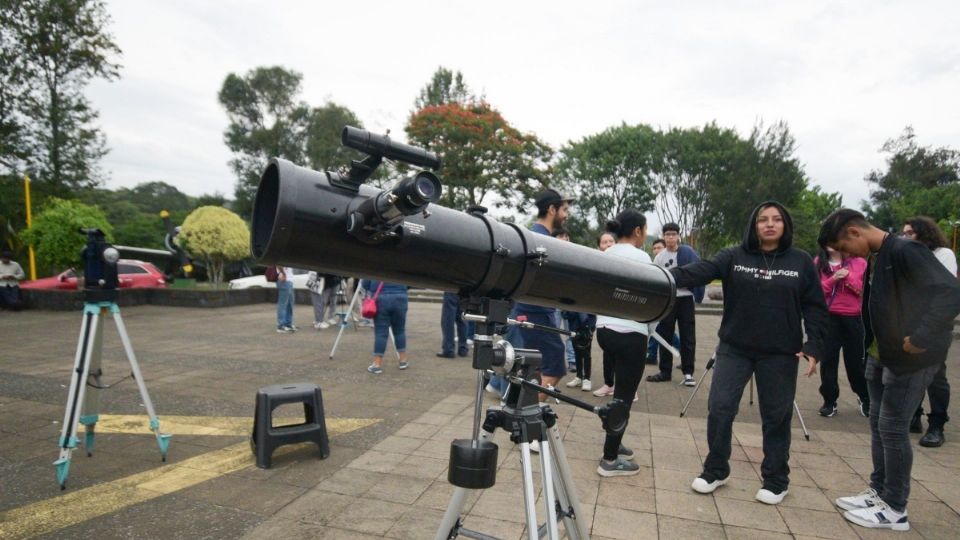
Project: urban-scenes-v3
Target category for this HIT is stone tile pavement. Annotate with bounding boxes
[0,302,957,538]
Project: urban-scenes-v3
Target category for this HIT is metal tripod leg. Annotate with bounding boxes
[545,424,588,539]
[112,305,171,459]
[794,401,810,441]
[329,285,363,359]
[680,356,715,417]
[79,313,105,456]
[54,304,100,489]
[749,376,754,406]
[518,441,541,540]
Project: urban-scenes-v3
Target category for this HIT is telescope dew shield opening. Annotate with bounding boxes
[252,158,675,322]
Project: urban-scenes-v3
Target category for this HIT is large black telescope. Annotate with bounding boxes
[251,127,675,322]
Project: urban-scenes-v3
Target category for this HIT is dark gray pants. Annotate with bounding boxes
[703,342,797,492]
[865,356,939,512]
[916,362,950,429]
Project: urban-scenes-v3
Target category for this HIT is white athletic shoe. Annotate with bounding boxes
[581,379,592,392]
[755,487,788,505]
[565,377,582,388]
[528,440,540,454]
[836,488,881,511]
[691,474,727,494]
[843,500,909,531]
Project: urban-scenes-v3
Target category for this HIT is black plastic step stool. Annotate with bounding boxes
[251,383,330,469]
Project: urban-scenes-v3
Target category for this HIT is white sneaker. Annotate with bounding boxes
[634,393,639,402]
[755,487,788,505]
[565,377,583,388]
[836,488,881,511]
[691,474,727,494]
[313,321,323,329]
[528,440,540,454]
[843,500,909,531]
[581,379,592,392]
[485,383,499,394]
[682,374,696,387]
[318,322,330,329]
[592,384,615,397]
[325,317,339,325]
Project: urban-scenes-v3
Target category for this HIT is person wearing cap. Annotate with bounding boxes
[511,188,574,439]
[0,251,25,311]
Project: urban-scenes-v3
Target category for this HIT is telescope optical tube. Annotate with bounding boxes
[252,158,675,322]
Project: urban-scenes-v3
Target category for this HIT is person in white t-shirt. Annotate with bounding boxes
[0,250,25,311]
[594,209,652,477]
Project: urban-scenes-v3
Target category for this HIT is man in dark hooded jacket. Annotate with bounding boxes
[670,202,828,505]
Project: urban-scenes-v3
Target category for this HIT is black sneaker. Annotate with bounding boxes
[819,403,838,417]
[857,397,870,417]
[919,427,944,448]
[646,372,671,383]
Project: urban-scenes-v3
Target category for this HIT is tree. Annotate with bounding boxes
[414,66,472,110]
[789,186,843,254]
[863,127,960,231]
[1,0,121,195]
[650,124,745,243]
[304,102,367,172]
[555,123,658,231]
[219,66,366,217]
[179,206,249,288]
[219,66,310,218]
[696,121,809,254]
[21,197,111,274]
[406,101,553,211]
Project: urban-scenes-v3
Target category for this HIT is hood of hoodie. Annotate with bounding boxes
[742,201,794,253]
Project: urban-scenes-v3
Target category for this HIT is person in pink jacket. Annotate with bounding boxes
[815,246,870,417]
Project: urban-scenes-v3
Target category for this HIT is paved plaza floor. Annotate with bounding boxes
[0,302,957,539]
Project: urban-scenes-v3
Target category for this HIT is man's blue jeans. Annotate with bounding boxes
[276,281,294,328]
[865,356,939,512]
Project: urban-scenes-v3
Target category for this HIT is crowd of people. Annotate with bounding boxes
[258,188,958,533]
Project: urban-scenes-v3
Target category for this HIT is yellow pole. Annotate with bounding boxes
[23,173,37,280]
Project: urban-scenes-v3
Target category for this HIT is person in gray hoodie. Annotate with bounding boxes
[669,202,828,505]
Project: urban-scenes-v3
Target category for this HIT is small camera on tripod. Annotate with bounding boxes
[79,228,120,301]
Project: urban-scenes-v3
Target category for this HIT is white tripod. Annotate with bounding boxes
[54,301,170,489]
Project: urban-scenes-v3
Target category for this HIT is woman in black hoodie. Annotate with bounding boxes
[670,202,828,505]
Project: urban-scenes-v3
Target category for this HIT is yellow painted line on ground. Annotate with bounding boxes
[94,414,317,437]
[0,417,379,540]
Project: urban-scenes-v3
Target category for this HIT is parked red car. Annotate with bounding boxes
[21,259,167,290]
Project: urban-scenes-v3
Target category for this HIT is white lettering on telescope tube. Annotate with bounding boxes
[612,288,648,304]
[403,221,426,236]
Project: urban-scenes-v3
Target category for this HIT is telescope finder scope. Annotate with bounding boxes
[342,126,441,170]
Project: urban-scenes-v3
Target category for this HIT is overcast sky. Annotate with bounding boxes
[89,0,959,218]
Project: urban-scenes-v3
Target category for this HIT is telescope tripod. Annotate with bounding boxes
[436,297,628,539]
[679,349,810,441]
[54,300,170,489]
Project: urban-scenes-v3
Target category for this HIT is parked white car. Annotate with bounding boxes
[228,268,312,290]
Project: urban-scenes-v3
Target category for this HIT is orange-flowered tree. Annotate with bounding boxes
[405,70,552,212]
